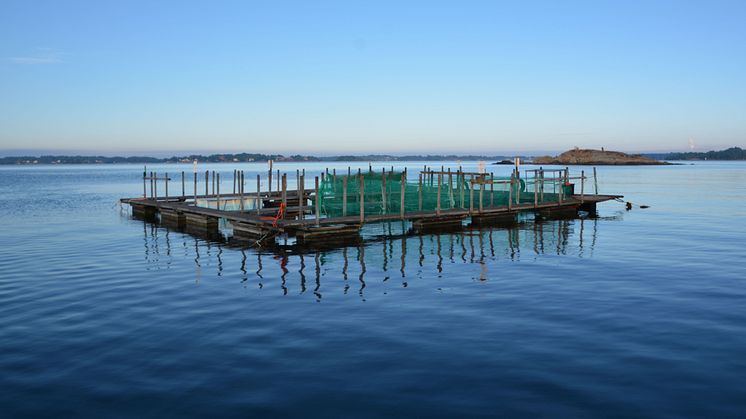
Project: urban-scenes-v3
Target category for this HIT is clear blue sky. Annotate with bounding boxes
[1,0,744,155]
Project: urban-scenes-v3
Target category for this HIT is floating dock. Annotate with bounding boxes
[121,165,621,246]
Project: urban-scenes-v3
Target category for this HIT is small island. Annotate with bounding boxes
[530,148,667,165]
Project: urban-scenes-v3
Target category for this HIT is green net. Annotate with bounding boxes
[317,171,569,218]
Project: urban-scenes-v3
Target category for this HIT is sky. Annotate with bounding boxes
[1,0,745,156]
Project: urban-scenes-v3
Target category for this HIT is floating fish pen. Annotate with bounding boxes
[122,164,621,246]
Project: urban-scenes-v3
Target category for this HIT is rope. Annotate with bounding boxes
[272,202,286,227]
[615,197,650,209]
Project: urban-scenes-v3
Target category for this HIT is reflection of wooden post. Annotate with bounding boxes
[400,172,406,219]
[359,174,365,224]
[315,176,320,226]
[342,176,348,216]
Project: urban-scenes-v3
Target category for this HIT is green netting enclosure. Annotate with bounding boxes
[317,170,571,218]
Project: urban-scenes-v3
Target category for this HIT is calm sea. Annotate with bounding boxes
[1,161,745,418]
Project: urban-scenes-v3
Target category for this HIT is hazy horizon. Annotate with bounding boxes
[2,144,737,159]
[2,1,744,154]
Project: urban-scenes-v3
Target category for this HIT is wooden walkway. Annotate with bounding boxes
[124,165,622,243]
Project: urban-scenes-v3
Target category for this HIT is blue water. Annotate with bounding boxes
[1,161,745,417]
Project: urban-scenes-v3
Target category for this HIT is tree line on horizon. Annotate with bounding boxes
[0,153,515,165]
[1,147,744,165]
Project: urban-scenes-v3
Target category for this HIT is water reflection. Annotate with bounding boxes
[133,213,620,299]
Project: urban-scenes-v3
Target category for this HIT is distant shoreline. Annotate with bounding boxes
[1,146,743,165]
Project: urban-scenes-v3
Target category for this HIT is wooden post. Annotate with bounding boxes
[181,171,185,198]
[193,170,197,206]
[299,174,304,220]
[282,174,287,208]
[540,168,545,202]
[469,176,474,215]
[153,172,157,199]
[418,173,423,211]
[165,172,169,199]
[400,172,406,219]
[534,171,538,208]
[508,173,514,211]
[233,169,236,194]
[381,170,387,214]
[149,171,154,198]
[342,176,348,216]
[204,170,208,196]
[436,172,442,216]
[581,170,585,203]
[216,173,220,209]
[240,171,245,211]
[268,160,273,194]
[479,177,484,213]
[490,172,494,207]
[315,176,320,227]
[459,170,465,209]
[277,169,280,192]
[143,166,147,198]
[559,172,564,205]
[447,168,453,209]
[256,174,261,215]
[593,167,598,195]
[212,171,216,196]
[359,174,365,224]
